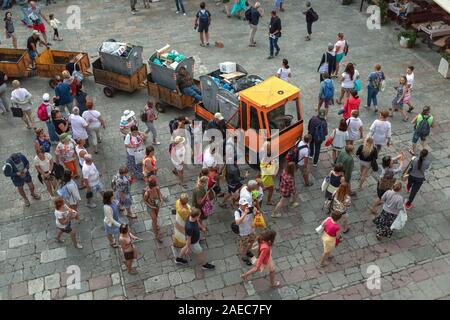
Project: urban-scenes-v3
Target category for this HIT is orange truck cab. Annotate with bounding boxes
[195,75,303,162]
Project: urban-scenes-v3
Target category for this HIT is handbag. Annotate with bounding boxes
[201,199,214,217]
[324,129,336,147]
[321,175,330,192]
[134,145,146,165]
[318,53,328,74]
[252,212,267,229]
[390,208,408,231]
[11,107,24,118]
[354,79,361,92]
[371,158,379,172]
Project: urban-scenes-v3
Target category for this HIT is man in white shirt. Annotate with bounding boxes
[239,180,259,211]
[202,144,219,170]
[10,80,34,129]
[69,107,89,143]
[234,198,255,266]
[297,134,313,187]
[82,154,103,208]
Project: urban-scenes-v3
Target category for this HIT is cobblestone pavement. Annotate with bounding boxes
[1,0,450,300]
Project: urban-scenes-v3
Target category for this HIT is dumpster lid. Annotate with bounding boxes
[239,76,300,108]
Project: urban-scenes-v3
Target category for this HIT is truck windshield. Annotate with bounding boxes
[267,98,300,132]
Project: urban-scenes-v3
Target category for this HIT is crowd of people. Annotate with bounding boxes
[0,0,438,288]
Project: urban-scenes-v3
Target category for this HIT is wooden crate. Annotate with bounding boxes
[36,49,90,79]
[0,48,30,78]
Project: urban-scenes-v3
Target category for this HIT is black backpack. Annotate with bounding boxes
[311,9,319,22]
[140,110,147,122]
[245,8,252,21]
[231,209,242,234]
[169,119,179,134]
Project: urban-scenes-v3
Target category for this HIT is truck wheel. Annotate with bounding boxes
[103,87,115,98]
[49,78,58,89]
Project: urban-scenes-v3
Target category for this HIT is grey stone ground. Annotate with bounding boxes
[1,0,450,300]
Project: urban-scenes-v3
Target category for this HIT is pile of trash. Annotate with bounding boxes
[100,41,134,58]
[99,40,144,76]
[211,76,235,93]
[150,44,187,70]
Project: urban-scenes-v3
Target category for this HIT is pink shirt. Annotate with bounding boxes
[256,242,271,270]
[324,218,340,237]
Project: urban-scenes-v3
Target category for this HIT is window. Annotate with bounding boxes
[241,102,247,129]
[250,106,260,130]
[267,98,300,132]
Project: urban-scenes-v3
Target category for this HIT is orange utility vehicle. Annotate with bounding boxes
[195,76,303,161]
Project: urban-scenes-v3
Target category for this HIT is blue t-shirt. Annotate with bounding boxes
[55,83,73,105]
[185,219,200,244]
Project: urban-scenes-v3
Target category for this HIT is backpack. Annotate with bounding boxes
[378,170,396,191]
[415,115,431,138]
[231,209,242,234]
[245,8,252,21]
[314,120,326,142]
[197,10,210,25]
[169,119,178,134]
[286,143,308,163]
[37,103,49,122]
[2,162,13,177]
[372,72,383,91]
[343,40,349,56]
[324,79,334,100]
[310,9,319,22]
[140,110,147,122]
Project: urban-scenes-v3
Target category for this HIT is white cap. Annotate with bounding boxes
[214,112,224,121]
[239,198,249,206]
[42,93,50,102]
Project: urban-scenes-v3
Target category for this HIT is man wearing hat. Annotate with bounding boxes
[26,30,49,70]
[308,109,328,166]
[234,198,256,266]
[3,153,41,207]
[170,136,187,186]
[55,133,78,177]
[82,154,103,208]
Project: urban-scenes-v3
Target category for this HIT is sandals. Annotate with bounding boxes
[127,214,138,219]
[31,193,41,200]
[270,281,281,288]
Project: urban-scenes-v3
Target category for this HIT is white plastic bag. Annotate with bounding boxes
[390,209,408,230]
[321,176,330,192]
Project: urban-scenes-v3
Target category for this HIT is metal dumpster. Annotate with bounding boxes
[148,53,195,91]
[0,48,31,78]
[199,63,263,118]
[99,41,143,76]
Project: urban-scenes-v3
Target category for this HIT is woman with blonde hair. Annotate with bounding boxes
[356,136,378,190]
[173,193,191,254]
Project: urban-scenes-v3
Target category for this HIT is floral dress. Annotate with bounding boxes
[114,174,132,209]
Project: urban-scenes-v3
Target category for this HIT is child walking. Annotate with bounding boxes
[241,230,280,288]
[49,14,62,41]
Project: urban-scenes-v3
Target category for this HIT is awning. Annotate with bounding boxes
[434,0,450,14]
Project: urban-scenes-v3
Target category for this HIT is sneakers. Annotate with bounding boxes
[246,251,254,258]
[267,55,274,59]
[407,106,414,113]
[176,10,180,14]
[175,257,188,265]
[313,163,318,167]
[153,141,161,145]
[202,263,215,270]
[289,202,299,208]
[87,203,97,209]
[75,243,83,249]
[242,258,252,266]
[405,202,413,209]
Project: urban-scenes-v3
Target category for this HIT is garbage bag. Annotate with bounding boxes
[100,42,126,55]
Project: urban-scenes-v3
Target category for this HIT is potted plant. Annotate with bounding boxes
[398,31,417,48]
[438,53,450,79]
[379,0,389,25]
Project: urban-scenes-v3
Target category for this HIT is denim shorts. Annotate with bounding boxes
[28,50,38,59]
[412,132,426,144]
[12,173,32,187]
